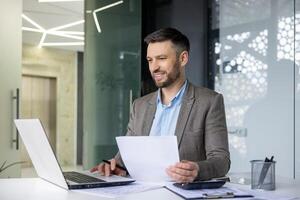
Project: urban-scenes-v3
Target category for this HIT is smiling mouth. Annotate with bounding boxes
[153,72,165,81]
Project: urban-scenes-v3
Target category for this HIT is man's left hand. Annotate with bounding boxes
[166,160,199,183]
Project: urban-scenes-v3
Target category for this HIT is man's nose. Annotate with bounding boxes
[150,60,159,72]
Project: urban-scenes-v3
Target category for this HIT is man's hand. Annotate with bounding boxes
[90,158,127,177]
[166,160,199,183]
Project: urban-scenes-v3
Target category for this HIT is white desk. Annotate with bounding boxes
[0,178,182,200]
[227,178,300,199]
[1,177,300,200]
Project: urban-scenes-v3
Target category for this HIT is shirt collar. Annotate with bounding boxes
[157,80,188,106]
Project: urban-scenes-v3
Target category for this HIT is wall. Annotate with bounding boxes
[295,0,300,180]
[22,43,77,167]
[0,0,22,178]
[210,0,298,178]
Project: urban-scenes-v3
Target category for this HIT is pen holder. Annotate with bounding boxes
[250,160,276,190]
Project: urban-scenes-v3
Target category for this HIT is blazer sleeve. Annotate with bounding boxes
[196,93,231,180]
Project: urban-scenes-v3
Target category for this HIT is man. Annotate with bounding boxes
[91,28,230,182]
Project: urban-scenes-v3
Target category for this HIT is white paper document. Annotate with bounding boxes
[116,136,179,182]
[75,181,162,198]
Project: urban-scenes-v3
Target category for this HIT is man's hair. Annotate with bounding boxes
[144,28,190,54]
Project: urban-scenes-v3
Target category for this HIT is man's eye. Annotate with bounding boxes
[159,57,166,60]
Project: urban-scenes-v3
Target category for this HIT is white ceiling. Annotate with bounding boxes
[23,0,84,52]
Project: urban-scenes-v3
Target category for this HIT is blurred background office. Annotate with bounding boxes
[0,0,299,183]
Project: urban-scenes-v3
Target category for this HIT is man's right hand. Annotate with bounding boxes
[90,159,127,177]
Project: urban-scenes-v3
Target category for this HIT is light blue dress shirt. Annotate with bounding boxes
[149,81,188,136]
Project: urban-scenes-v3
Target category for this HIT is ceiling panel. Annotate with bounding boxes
[23,0,84,52]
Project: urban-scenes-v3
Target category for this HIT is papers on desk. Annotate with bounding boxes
[75,182,298,200]
[116,136,179,182]
[75,181,162,198]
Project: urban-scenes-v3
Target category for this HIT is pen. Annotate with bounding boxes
[102,159,128,173]
[258,156,274,188]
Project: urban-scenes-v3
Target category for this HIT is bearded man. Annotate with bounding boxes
[91,28,230,182]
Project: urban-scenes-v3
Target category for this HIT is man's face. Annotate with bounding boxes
[146,40,184,88]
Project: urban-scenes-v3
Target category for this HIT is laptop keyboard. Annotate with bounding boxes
[63,171,105,183]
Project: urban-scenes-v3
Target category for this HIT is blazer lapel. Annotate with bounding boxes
[141,92,157,136]
[175,83,195,147]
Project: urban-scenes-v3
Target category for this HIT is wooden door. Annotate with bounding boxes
[21,75,57,168]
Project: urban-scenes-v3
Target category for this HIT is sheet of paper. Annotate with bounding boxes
[74,181,162,198]
[116,136,179,182]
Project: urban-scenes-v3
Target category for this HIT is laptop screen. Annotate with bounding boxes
[15,119,68,189]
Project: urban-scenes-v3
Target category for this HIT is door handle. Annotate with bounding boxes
[12,88,20,150]
[129,89,133,114]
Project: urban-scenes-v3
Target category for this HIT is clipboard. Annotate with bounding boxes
[165,181,254,199]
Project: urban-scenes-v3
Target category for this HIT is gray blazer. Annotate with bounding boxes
[116,82,230,180]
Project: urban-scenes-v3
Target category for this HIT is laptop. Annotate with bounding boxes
[14,119,135,190]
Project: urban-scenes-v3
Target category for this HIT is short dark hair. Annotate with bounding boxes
[144,28,190,54]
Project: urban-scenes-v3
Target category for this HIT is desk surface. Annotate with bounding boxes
[1,177,300,200]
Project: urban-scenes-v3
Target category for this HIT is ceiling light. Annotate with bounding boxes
[22,27,43,33]
[22,14,84,47]
[49,20,84,32]
[42,42,84,46]
[47,31,84,40]
[22,14,44,31]
[93,0,123,33]
[38,33,47,48]
[52,31,84,35]
[38,0,83,2]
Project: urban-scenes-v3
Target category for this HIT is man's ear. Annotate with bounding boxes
[179,51,189,67]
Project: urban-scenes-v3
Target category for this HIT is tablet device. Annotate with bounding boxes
[173,180,226,190]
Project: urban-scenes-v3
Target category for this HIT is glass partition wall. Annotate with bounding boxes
[82,0,300,178]
[209,0,299,179]
[296,0,300,180]
[83,0,141,169]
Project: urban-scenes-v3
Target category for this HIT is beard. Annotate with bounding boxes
[151,60,181,88]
